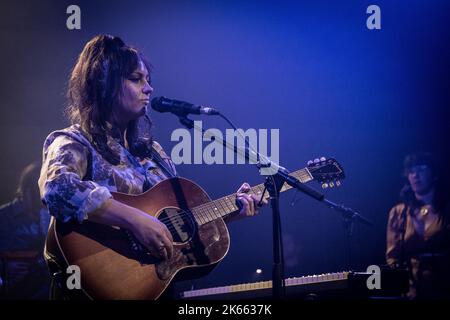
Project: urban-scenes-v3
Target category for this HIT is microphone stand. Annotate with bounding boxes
[177,115,372,298]
[321,200,372,270]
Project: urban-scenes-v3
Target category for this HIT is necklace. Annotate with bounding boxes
[419,205,432,216]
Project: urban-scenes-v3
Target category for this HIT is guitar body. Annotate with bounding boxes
[48,177,230,300]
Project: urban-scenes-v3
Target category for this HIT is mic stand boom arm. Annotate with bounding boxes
[177,115,372,298]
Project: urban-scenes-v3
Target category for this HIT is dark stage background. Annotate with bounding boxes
[0,0,449,295]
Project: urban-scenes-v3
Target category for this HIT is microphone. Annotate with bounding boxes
[151,96,220,116]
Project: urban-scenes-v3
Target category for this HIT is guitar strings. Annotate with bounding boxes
[151,167,330,234]
[155,171,311,229]
[155,196,239,231]
[155,182,269,228]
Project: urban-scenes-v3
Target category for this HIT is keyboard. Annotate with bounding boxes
[181,270,408,300]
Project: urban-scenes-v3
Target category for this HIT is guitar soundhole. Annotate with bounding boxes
[158,207,196,243]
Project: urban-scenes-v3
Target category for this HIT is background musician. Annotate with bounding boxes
[386,152,450,299]
[0,162,50,299]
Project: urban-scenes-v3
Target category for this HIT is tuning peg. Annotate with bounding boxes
[329,182,334,188]
[320,156,326,161]
[307,160,313,166]
[336,180,341,187]
[321,183,329,189]
[314,158,320,164]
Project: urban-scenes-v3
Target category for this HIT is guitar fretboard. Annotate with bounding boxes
[190,168,313,225]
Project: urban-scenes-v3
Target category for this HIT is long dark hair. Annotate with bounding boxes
[66,34,153,164]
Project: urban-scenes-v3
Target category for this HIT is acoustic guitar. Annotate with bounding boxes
[46,158,344,299]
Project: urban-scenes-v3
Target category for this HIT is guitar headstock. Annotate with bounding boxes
[307,157,345,188]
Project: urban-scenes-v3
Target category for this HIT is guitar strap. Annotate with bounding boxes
[151,145,177,179]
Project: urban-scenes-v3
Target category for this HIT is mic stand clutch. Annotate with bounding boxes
[176,115,372,299]
[322,200,373,270]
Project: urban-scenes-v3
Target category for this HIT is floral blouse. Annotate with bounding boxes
[38,124,176,224]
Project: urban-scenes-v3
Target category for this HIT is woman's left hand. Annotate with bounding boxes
[235,182,268,218]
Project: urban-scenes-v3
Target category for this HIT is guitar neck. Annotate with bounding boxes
[191,167,313,226]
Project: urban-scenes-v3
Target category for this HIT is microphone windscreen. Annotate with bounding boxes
[151,96,165,112]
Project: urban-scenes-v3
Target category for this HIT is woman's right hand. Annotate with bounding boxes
[130,213,174,260]
[88,199,174,261]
